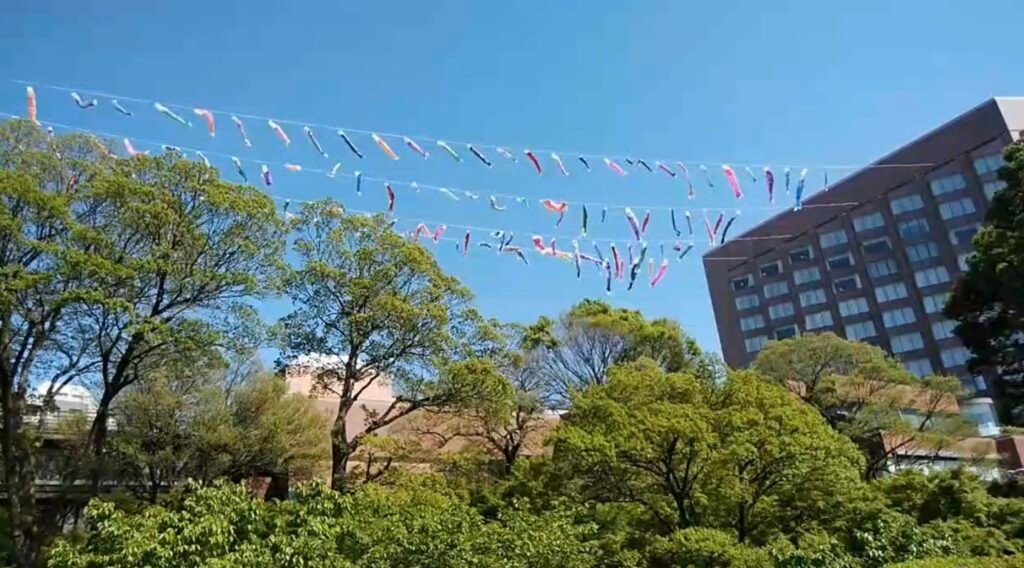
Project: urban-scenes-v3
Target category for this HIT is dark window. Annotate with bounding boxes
[862,238,891,255]
[898,218,930,239]
[731,275,752,291]
[775,326,799,340]
[760,262,782,277]
[834,276,861,293]
[827,254,854,270]
[952,226,979,245]
[789,247,812,263]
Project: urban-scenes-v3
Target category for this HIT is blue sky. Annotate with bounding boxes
[3,0,1023,356]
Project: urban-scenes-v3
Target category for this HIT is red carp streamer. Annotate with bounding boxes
[604,157,627,176]
[26,87,38,124]
[721,165,743,199]
[524,149,543,175]
[193,108,216,137]
[284,163,302,172]
[542,199,568,226]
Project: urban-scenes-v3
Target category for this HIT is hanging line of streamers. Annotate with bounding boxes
[14,81,938,183]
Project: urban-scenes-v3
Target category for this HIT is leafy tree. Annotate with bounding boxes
[946,140,1024,423]
[277,201,498,490]
[752,333,976,479]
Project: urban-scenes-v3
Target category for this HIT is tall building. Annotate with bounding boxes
[704,97,1024,435]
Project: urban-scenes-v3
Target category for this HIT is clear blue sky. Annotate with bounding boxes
[3,0,1023,356]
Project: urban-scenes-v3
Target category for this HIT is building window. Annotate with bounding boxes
[939,197,976,221]
[745,335,768,354]
[957,252,973,271]
[922,292,950,314]
[764,281,789,298]
[984,180,1008,200]
[875,282,909,303]
[929,173,967,196]
[961,400,999,437]
[799,288,827,308]
[740,314,766,331]
[867,258,899,279]
[950,224,980,246]
[903,358,934,378]
[833,275,861,293]
[775,325,799,340]
[805,310,834,330]
[891,332,925,354]
[882,307,917,329]
[759,261,783,278]
[862,238,892,255]
[735,294,760,311]
[731,274,753,291]
[897,218,930,239]
[827,253,854,270]
[914,266,951,288]
[845,320,877,341]
[973,153,1004,175]
[789,246,813,263]
[890,194,924,215]
[853,212,885,232]
[905,242,939,263]
[838,297,869,317]
[793,266,821,285]
[819,229,848,249]
[940,346,970,368]
[931,319,957,341]
[768,302,795,320]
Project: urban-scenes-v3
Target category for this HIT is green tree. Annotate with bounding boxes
[752,333,977,479]
[946,140,1024,423]
[277,201,496,491]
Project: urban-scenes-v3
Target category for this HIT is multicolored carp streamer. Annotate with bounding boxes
[412,223,430,242]
[784,167,791,194]
[231,157,247,182]
[551,153,569,176]
[25,87,37,124]
[111,99,133,117]
[437,140,461,162]
[611,244,623,280]
[495,147,517,162]
[371,133,399,160]
[676,242,694,260]
[721,165,743,199]
[685,210,693,235]
[700,164,714,189]
[468,144,492,167]
[123,138,147,156]
[640,210,651,235]
[231,116,252,147]
[261,164,273,186]
[764,167,775,203]
[385,183,395,212]
[636,159,654,173]
[532,236,556,257]
[578,156,591,171]
[193,109,216,137]
[624,208,642,241]
[524,150,543,175]
[677,162,695,199]
[581,205,589,236]
[656,161,676,178]
[196,151,211,167]
[542,199,568,226]
[354,171,363,194]
[713,212,724,237]
[704,212,724,245]
[327,162,341,178]
[650,259,668,288]
[71,92,97,109]
[338,130,364,158]
[284,163,302,172]
[627,245,648,291]
[463,231,471,256]
[154,102,189,126]
[720,211,740,244]
[489,196,506,211]
[267,120,291,147]
[439,187,460,201]
[794,168,809,210]
[604,157,627,176]
[403,137,429,159]
[304,127,328,158]
[744,166,758,183]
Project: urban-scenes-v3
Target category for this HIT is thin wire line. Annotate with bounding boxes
[12,79,937,170]
[3,113,866,216]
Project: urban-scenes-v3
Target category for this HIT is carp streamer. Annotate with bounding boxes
[372,133,399,160]
[437,140,461,162]
[657,161,676,178]
[403,137,429,159]
[194,108,216,137]
[231,157,248,182]
[671,209,682,237]
[327,163,341,178]
[764,167,775,203]
[468,144,492,167]
[604,157,627,176]
[640,210,651,235]
[123,138,147,156]
[720,211,740,244]
[524,149,543,175]
[542,199,568,226]
[551,153,569,176]
[784,167,791,194]
[196,151,211,167]
[231,116,253,147]
[439,188,460,201]
[700,164,714,189]
[111,99,133,117]
[71,92,97,109]
[685,210,693,235]
[677,162,695,199]
[261,164,273,186]
[650,259,669,288]
[338,130,364,158]
[386,183,395,212]
[578,156,591,171]
[284,163,302,172]
[305,127,328,158]
[636,159,653,173]
[267,120,291,147]
[581,205,589,236]
[154,102,189,126]
[463,231,471,256]
[721,165,743,199]
[25,87,37,124]
[495,147,517,162]
[744,166,758,183]
[624,208,642,241]
[794,168,809,210]
[489,196,506,211]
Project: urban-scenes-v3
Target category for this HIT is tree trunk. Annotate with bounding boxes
[88,391,115,496]
[1,385,40,567]
[737,503,748,543]
[330,410,351,492]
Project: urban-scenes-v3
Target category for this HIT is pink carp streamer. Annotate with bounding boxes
[721,165,743,199]
[764,167,775,203]
[25,87,38,124]
[71,92,97,109]
[371,133,399,160]
[656,161,676,178]
[542,199,569,226]
[284,163,302,172]
[338,130,364,158]
[437,140,462,162]
[677,162,695,199]
[123,138,148,156]
[551,153,569,176]
[468,145,493,167]
[193,109,216,137]
[650,259,669,287]
[604,157,627,176]
[267,120,291,147]
[385,183,395,212]
[624,208,642,241]
[154,102,189,126]
[524,150,543,175]
[305,127,328,158]
[231,116,253,147]
[611,244,623,280]
[495,147,517,162]
[261,164,273,186]
[403,137,429,159]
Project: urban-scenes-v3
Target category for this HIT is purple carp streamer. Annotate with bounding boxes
[232,116,253,147]
[268,120,291,147]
